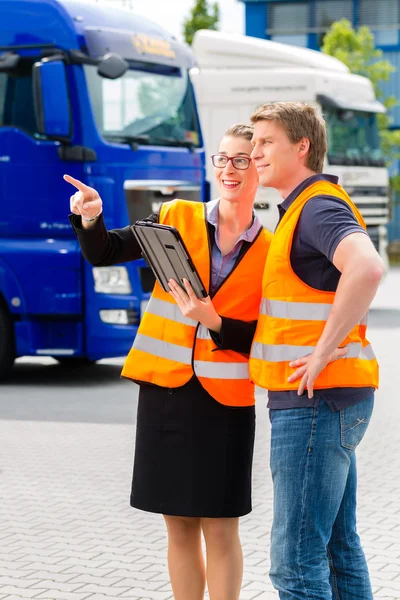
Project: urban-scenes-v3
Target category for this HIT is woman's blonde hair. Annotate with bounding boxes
[223,123,254,142]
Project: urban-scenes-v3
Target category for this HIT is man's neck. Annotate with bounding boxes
[278,169,317,200]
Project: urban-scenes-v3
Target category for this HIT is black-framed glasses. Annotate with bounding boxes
[211,154,252,170]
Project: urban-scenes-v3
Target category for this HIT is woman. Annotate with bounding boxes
[65,124,272,600]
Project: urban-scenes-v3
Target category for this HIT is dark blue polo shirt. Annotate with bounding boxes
[267,173,374,411]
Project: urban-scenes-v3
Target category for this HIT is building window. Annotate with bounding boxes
[268,2,308,47]
[316,1,353,43]
[359,0,399,46]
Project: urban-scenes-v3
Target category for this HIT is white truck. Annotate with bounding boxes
[191,30,390,264]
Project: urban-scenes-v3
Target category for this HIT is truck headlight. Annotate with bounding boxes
[99,309,139,324]
[93,266,132,294]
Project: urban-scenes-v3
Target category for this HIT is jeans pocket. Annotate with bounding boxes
[340,394,374,451]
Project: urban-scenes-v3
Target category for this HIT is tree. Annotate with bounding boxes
[321,19,400,190]
[183,0,219,46]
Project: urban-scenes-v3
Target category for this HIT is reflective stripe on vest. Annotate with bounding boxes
[194,360,250,380]
[134,333,193,365]
[197,324,211,339]
[260,298,368,325]
[194,326,250,379]
[134,334,251,379]
[251,341,376,363]
[146,296,197,327]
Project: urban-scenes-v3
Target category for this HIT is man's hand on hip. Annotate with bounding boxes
[287,346,348,398]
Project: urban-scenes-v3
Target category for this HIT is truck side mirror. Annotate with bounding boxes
[32,60,71,140]
[98,53,129,80]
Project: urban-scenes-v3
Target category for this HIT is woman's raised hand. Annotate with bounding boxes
[64,174,103,221]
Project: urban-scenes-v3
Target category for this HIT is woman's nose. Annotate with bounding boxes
[222,160,236,175]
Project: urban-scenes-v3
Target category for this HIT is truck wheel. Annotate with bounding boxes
[0,304,16,381]
[56,357,96,367]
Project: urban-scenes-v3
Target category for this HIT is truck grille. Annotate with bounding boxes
[124,182,201,224]
[367,226,380,253]
[350,187,389,225]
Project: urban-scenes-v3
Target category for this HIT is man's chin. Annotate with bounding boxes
[259,175,273,188]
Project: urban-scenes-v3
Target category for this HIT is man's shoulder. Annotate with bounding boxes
[305,194,354,210]
[300,195,356,223]
[295,195,366,260]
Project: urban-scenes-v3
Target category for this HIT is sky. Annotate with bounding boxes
[91,0,245,41]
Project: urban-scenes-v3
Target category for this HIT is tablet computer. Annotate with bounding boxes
[131,221,208,299]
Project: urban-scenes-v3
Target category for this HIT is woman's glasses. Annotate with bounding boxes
[211,155,252,170]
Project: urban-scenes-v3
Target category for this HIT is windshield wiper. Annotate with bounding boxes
[105,134,151,149]
[153,137,197,152]
[105,134,198,152]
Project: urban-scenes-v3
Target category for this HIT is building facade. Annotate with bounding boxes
[240,0,400,240]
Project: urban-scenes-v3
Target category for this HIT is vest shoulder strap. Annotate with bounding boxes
[280,180,366,231]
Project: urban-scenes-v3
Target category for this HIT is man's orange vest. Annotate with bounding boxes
[249,180,379,391]
[122,199,272,406]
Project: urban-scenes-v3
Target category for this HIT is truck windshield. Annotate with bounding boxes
[84,64,201,148]
[324,106,385,167]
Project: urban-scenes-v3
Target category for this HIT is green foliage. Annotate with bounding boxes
[183,0,220,46]
[321,19,395,93]
[321,19,400,193]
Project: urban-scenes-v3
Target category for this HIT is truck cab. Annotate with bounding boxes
[191,30,389,263]
[0,0,205,379]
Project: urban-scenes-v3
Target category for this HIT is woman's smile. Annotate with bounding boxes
[222,179,240,189]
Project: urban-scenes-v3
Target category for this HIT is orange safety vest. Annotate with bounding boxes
[122,199,272,406]
[249,180,379,392]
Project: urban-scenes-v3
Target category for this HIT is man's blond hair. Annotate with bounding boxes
[250,102,327,173]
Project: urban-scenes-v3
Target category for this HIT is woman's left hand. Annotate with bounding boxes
[168,278,222,333]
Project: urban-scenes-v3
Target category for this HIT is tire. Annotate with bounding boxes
[0,304,16,381]
[56,357,96,367]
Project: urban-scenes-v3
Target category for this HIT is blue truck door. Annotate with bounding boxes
[0,61,85,356]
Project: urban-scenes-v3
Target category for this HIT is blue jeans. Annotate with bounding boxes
[269,395,374,600]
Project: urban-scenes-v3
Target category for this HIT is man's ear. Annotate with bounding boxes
[298,138,310,156]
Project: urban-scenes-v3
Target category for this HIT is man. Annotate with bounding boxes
[249,102,385,600]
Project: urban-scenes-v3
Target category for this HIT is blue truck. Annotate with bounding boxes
[0,0,206,379]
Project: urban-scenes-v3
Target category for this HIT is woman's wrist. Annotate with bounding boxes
[82,209,103,222]
[205,314,222,334]
[80,210,102,230]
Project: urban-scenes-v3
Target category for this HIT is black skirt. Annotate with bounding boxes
[130,376,255,518]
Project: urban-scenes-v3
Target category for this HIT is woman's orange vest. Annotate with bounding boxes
[122,199,272,406]
[249,180,379,392]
